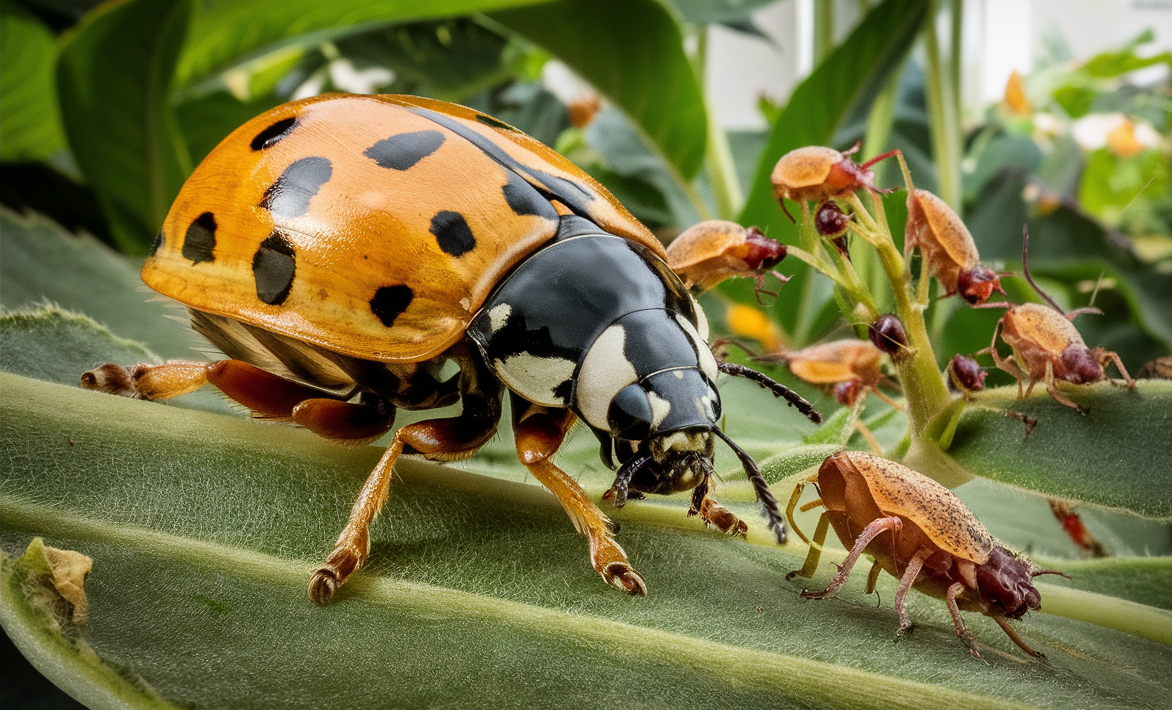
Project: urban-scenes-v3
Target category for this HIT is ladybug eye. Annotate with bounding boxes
[607,384,653,441]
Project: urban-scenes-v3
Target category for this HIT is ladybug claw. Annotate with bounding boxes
[308,567,340,606]
[602,562,647,596]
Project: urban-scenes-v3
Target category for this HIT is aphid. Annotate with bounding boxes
[868,314,909,360]
[981,227,1134,413]
[947,354,1038,438]
[946,354,987,394]
[770,144,895,222]
[665,221,786,293]
[905,189,1005,305]
[814,200,851,260]
[786,451,1053,660]
[778,339,894,408]
[80,94,821,603]
[1137,356,1172,380]
[1047,500,1106,558]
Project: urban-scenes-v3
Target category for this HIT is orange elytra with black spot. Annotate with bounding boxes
[144,93,659,363]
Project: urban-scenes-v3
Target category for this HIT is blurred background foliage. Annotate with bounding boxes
[1,0,1170,706]
[2,0,1168,378]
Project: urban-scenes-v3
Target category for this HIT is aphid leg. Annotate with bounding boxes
[894,549,932,636]
[309,359,502,605]
[1003,410,1039,441]
[992,616,1044,658]
[1101,350,1136,389]
[689,468,748,536]
[512,396,646,596]
[864,560,883,596]
[718,361,822,424]
[784,473,820,543]
[81,360,211,400]
[801,516,901,599]
[786,513,830,581]
[945,582,988,664]
[1042,360,1086,413]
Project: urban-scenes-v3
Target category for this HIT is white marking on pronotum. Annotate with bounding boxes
[576,324,638,430]
[495,353,575,406]
[487,303,512,332]
[675,313,719,381]
[647,391,672,429]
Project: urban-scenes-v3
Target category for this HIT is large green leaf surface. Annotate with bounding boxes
[2,215,1171,709]
[3,371,1172,710]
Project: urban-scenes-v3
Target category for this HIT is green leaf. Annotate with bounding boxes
[944,382,1172,519]
[0,207,195,358]
[4,371,1172,709]
[489,0,707,179]
[0,0,66,161]
[56,0,193,253]
[173,0,544,89]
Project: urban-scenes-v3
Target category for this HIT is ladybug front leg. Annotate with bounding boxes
[688,475,747,537]
[310,355,502,605]
[511,395,647,596]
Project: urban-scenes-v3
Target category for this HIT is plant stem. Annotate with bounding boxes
[813,0,835,65]
[922,0,962,209]
[847,192,951,437]
[695,27,744,220]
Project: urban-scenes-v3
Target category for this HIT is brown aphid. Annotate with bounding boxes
[947,354,1037,438]
[868,314,909,359]
[1138,356,1172,380]
[786,451,1051,660]
[906,189,1004,305]
[780,339,887,407]
[666,221,786,292]
[987,302,1135,413]
[1048,499,1107,558]
[771,145,895,222]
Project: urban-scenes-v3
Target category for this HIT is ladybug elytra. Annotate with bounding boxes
[84,93,820,601]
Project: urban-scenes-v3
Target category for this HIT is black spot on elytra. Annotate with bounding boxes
[252,232,296,305]
[251,117,297,151]
[181,212,217,264]
[475,113,516,132]
[260,157,332,219]
[502,170,558,219]
[430,211,476,257]
[149,231,164,256]
[370,285,414,328]
[408,107,596,216]
[364,130,445,170]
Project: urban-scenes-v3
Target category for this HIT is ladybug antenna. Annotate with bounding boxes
[607,453,652,508]
[713,427,786,544]
[717,362,821,423]
[1020,225,1066,315]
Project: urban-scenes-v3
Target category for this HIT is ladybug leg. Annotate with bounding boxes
[81,360,211,400]
[309,356,502,605]
[511,395,647,596]
[688,474,747,537]
[800,515,901,599]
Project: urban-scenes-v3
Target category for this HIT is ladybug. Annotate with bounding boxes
[82,94,821,603]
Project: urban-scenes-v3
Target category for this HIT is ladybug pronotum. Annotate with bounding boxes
[787,451,1054,660]
[82,94,821,602]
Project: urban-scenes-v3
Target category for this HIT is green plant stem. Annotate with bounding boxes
[813,0,835,65]
[949,0,963,120]
[847,192,951,437]
[694,27,743,220]
[921,0,961,209]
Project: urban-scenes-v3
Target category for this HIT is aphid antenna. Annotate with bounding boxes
[860,148,901,171]
[1019,225,1067,315]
